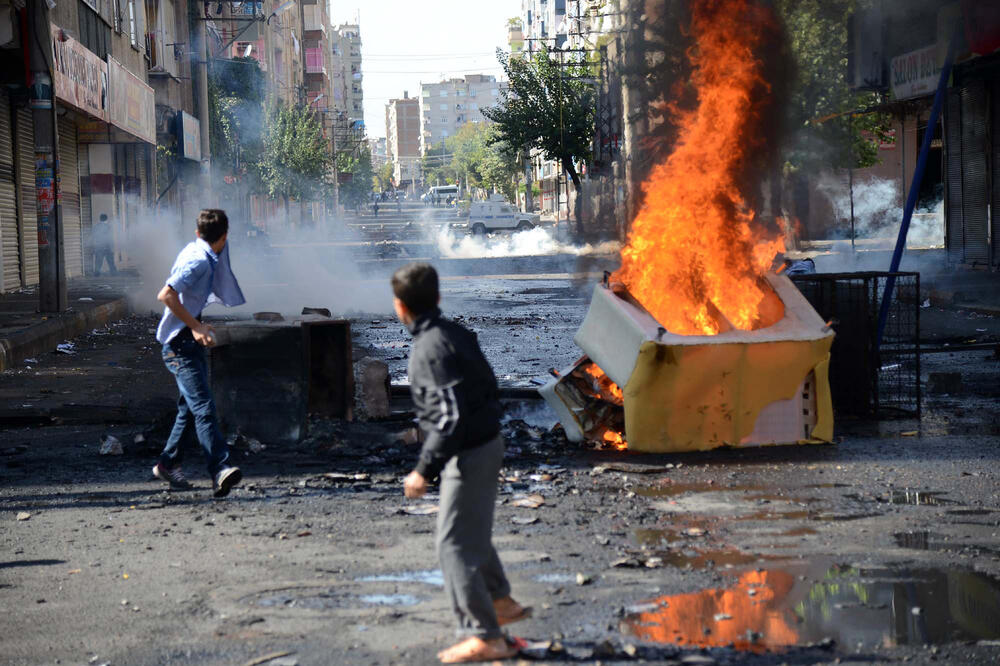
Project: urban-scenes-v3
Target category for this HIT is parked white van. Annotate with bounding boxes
[464,196,541,234]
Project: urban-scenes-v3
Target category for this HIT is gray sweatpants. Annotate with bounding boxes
[436,434,510,640]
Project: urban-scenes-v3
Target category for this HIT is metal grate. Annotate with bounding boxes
[791,272,921,418]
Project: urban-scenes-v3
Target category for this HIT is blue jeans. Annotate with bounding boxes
[160,329,229,476]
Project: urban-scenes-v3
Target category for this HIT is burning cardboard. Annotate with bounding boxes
[541,275,833,453]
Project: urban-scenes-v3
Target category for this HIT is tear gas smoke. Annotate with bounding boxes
[434,226,620,260]
[817,175,944,248]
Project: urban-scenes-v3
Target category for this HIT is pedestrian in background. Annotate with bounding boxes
[392,262,529,663]
[152,209,245,498]
[92,213,116,276]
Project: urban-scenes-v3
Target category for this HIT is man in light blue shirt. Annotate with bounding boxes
[153,209,245,497]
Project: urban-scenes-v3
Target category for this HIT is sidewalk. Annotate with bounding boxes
[0,273,139,371]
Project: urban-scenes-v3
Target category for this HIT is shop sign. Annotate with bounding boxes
[107,57,155,144]
[891,45,940,101]
[178,111,201,162]
[51,23,108,121]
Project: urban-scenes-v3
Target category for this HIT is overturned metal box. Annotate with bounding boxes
[541,274,834,453]
[210,316,354,443]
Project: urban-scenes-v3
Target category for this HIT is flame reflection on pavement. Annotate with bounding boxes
[624,564,1000,650]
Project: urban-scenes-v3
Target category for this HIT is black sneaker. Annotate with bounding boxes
[152,462,192,490]
[213,466,242,498]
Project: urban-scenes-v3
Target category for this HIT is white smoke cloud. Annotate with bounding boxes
[434,226,620,259]
[817,174,944,249]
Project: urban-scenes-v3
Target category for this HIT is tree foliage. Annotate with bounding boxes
[208,57,266,182]
[484,47,596,232]
[775,0,892,170]
[258,104,333,204]
[336,149,374,210]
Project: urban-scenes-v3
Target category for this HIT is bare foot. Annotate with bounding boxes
[493,596,532,626]
[437,636,516,663]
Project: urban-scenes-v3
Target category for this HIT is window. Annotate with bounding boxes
[469,89,477,97]
[128,0,140,49]
[457,90,465,97]
[471,103,478,110]
[439,90,447,97]
[441,130,448,138]
[440,116,447,123]
[439,103,448,110]
[78,3,111,60]
[114,0,123,33]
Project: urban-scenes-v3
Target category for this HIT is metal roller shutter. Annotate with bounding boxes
[0,90,18,291]
[15,107,38,286]
[944,88,964,264]
[78,140,91,275]
[992,79,1000,267]
[58,117,83,278]
[960,80,989,265]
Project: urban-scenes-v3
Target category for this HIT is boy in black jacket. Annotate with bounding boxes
[392,262,528,663]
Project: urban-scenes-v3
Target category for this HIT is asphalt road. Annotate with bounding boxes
[2,252,1000,666]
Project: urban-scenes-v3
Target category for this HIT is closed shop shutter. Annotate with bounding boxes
[15,107,37,286]
[78,140,91,275]
[944,88,964,264]
[991,78,1000,267]
[960,80,990,265]
[0,89,18,291]
[58,117,83,278]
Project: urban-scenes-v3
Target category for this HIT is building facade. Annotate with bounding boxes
[0,0,158,292]
[418,75,504,154]
[330,24,363,124]
[386,93,420,188]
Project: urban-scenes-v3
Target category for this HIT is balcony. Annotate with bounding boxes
[305,48,326,75]
[304,6,327,34]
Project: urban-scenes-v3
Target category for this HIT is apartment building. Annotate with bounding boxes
[386,93,420,189]
[521,0,569,53]
[418,75,505,154]
[330,24,364,124]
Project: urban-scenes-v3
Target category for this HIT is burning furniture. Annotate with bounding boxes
[210,315,354,443]
[541,274,834,453]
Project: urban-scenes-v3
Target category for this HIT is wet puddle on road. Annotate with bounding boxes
[248,588,351,610]
[358,594,422,606]
[357,570,444,586]
[623,564,1000,649]
[894,531,1000,558]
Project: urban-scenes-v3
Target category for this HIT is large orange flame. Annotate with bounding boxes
[613,0,786,336]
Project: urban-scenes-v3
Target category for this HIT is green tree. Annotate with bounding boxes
[375,162,395,191]
[775,0,892,171]
[209,57,266,182]
[484,47,596,235]
[479,126,522,201]
[258,103,333,223]
[421,142,456,187]
[336,149,374,210]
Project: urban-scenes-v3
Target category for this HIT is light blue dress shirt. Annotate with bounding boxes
[156,238,246,344]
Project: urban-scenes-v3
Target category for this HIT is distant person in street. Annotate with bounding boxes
[92,213,116,276]
[392,262,528,663]
[373,201,380,218]
[396,197,402,214]
[153,209,245,498]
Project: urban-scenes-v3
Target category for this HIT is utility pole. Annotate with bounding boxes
[193,7,212,200]
[28,2,67,312]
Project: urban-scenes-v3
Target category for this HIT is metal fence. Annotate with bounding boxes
[791,272,921,418]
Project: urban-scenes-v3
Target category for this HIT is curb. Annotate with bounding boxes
[0,297,130,372]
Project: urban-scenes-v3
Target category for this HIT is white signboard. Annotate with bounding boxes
[891,45,940,101]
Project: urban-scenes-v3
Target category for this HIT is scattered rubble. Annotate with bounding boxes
[98,435,123,456]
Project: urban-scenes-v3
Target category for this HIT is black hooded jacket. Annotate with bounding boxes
[406,308,502,480]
